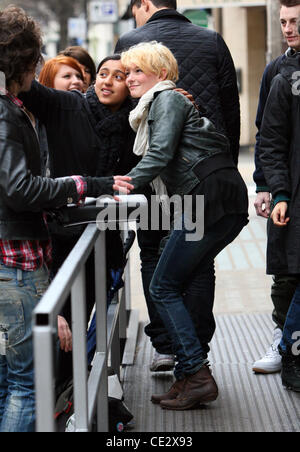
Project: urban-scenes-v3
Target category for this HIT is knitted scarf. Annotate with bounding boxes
[129,80,176,204]
[85,85,134,176]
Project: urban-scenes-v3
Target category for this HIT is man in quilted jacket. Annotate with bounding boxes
[115,0,241,372]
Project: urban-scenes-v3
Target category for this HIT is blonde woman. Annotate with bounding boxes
[119,42,249,410]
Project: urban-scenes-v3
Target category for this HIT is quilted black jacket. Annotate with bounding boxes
[115,9,240,165]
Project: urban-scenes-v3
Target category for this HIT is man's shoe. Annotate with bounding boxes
[150,351,175,372]
[160,365,218,411]
[281,354,300,392]
[151,379,185,404]
[252,328,282,374]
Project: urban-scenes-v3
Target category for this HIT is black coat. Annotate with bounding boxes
[115,9,240,164]
[20,82,138,178]
[260,53,300,274]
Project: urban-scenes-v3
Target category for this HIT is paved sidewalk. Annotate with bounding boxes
[123,313,300,432]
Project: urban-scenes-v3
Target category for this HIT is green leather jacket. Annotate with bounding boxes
[127,89,234,196]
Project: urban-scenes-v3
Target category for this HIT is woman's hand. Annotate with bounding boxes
[57,315,72,353]
[174,88,198,110]
[113,176,134,195]
[84,176,133,199]
[270,201,290,227]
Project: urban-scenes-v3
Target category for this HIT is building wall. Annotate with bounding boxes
[247,7,266,145]
[222,6,266,147]
[88,23,115,67]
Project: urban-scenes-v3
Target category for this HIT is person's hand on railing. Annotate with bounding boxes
[84,176,134,198]
[113,176,134,201]
[113,175,134,194]
[57,315,72,353]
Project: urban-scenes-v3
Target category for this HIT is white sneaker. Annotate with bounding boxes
[252,328,283,374]
[150,351,175,372]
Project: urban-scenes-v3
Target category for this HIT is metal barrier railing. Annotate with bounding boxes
[33,223,130,432]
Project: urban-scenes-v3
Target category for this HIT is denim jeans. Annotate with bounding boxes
[280,281,300,354]
[0,264,49,432]
[137,186,216,356]
[150,214,248,380]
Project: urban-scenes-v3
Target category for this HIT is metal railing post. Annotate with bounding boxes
[94,231,108,432]
[71,267,89,432]
[33,196,147,432]
[33,320,56,432]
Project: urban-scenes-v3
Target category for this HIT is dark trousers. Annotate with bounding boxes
[149,213,247,379]
[271,274,300,330]
[136,185,217,357]
[280,280,300,353]
[138,226,216,357]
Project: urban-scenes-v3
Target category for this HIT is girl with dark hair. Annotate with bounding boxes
[20,54,140,389]
[21,54,138,179]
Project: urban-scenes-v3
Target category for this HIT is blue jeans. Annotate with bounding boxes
[0,264,49,432]
[280,281,300,354]
[137,186,216,356]
[150,214,248,380]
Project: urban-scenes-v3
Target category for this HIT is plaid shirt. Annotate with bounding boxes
[0,89,86,271]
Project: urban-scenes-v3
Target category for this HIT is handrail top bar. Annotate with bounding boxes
[33,224,100,322]
[58,195,148,228]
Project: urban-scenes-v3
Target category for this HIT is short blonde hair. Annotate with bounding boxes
[121,41,178,82]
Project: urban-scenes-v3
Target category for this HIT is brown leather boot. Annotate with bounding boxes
[160,365,218,410]
[151,379,185,404]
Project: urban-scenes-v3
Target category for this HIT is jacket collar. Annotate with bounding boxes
[0,88,23,108]
[146,9,191,25]
[279,49,300,82]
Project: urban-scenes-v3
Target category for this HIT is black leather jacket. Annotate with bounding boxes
[0,95,79,240]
